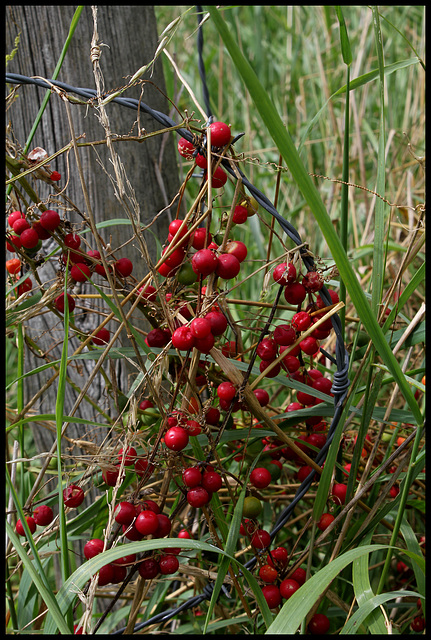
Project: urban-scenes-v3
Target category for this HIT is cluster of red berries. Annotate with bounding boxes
[6,203,138,348]
[15,504,54,537]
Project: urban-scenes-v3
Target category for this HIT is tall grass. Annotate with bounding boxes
[6,5,425,635]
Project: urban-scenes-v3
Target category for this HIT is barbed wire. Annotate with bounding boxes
[6,7,351,631]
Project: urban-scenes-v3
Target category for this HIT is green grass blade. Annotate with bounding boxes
[352,531,388,633]
[203,459,273,632]
[207,6,422,428]
[56,270,72,602]
[342,589,422,634]
[335,7,353,66]
[6,523,71,635]
[400,516,426,595]
[264,545,391,634]
[370,7,387,315]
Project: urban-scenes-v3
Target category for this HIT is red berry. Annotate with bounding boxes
[190,317,212,339]
[257,338,278,361]
[259,359,281,378]
[138,284,157,302]
[64,233,81,250]
[312,378,333,396]
[259,564,278,583]
[6,258,21,275]
[178,137,195,159]
[280,578,300,599]
[195,153,207,169]
[114,501,137,526]
[118,447,137,466]
[205,407,221,425]
[411,616,425,632]
[296,465,313,483]
[267,547,289,569]
[273,324,296,346]
[138,558,160,579]
[164,426,189,451]
[205,166,227,188]
[40,209,61,231]
[84,538,104,560]
[16,516,36,536]
[332,483,347,505]
[251,529,271,549]
[253,388,270,407]
[250,467,272,489]
[115,258,133,277]
[135,510,160,536]
[141,499,161,515]
[8,210,24,227]
[12,218,30,235]
[208,121,231,147]
[204,310,228,336]
[192,248,218,277]
[54,292,75,314]
[290,567,307,586]
[202,471,222,493]
[71,262,91,282]
[32,221,51,240]
[159,554,179,575]
[300,336,320,356]
[169,218,189,239]
[161,245,186,268]
[261,584,282,609]
[172,326,196,351]
[232,205,248,224]
[50,170,61,181]
[20,228,40,249]
[92,328,110,346]
[33,504,54,526]
[63,484,84,508]
[155,513,172,538]
[308,613,330,634]
[292,311,312,332]
[6,234,22,252]
[134,458,155,478]
[182,466,202,488]
[192,227,212,250]
[216,253,241,279]
[122,522,144,541]
[273,262,297,285]
[284,282,307,305]
[102,465,120,486]
[185,419,202,436]
[146,328,170,348]
[317,513,335,531]
[316,290,339,308]
[302,271,324,292]
[111,564,127,584]
[194,331,215,354]
[217,381,236,403]
[187,486,211,507]
[225,239,248,263]
[281,352,301,373]
[97,563,114,586]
